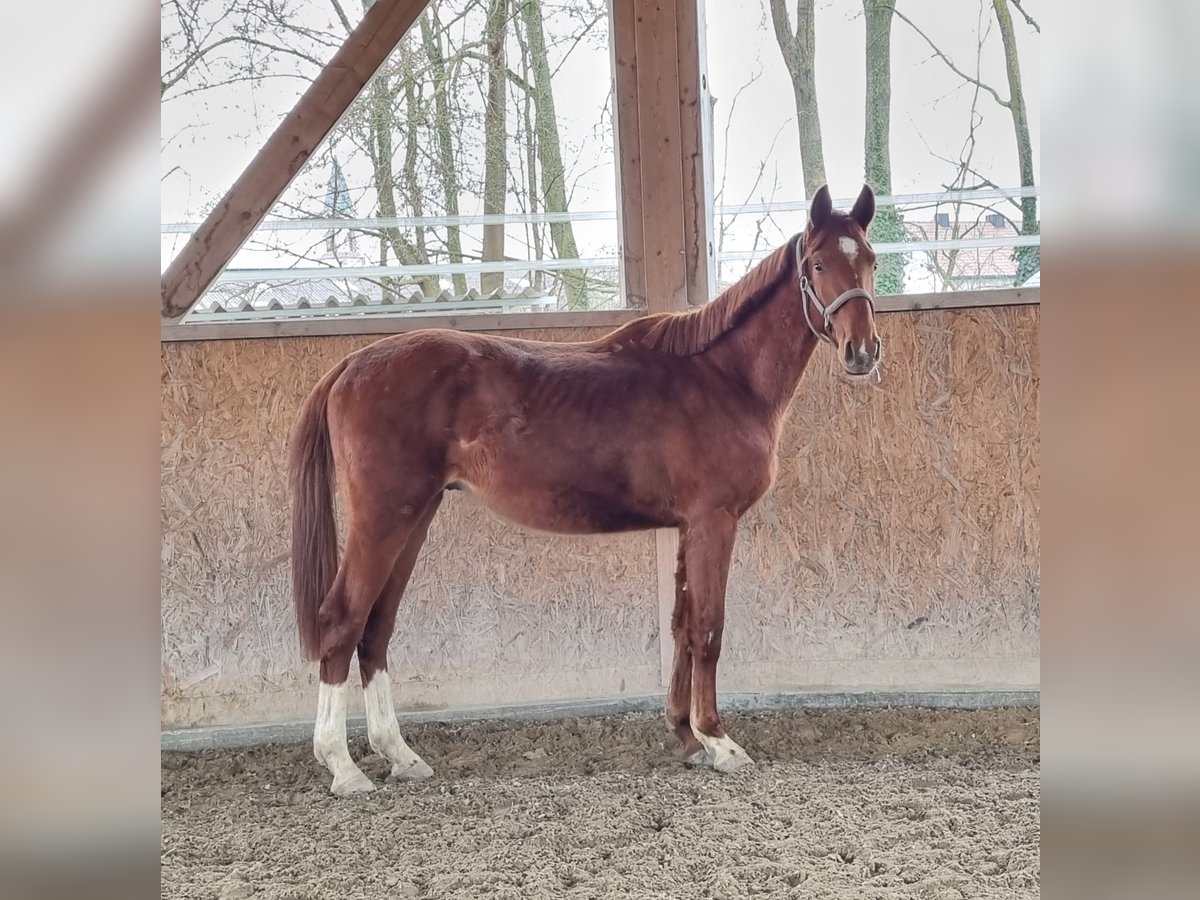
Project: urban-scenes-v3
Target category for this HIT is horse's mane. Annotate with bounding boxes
[606,236,799,356]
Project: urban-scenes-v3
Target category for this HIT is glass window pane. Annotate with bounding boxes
[706,0,1040,294]
[161,0,620,322]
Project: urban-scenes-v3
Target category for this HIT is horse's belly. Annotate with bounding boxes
[463,478,672,535]
[447,404,678,534]
[454,439,674,534]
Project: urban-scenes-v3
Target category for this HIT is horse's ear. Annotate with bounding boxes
[851,184,876,231]
[808,184,833,232]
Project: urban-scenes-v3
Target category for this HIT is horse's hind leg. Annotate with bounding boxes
[665,529,706,764]
[312,527,404,796]
[358,493,443,781]
[314,487,451,796]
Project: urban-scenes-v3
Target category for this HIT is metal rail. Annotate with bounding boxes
[161,286,1038,342]
[161,186,1040,234]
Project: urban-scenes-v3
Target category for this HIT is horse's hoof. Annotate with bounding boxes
[713,748,754,773]
[330,768,376,796]
[705,736,754,774]
[683,748,714,769]
[390,756,434,780]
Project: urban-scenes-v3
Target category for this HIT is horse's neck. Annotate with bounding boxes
[708,278,820,416]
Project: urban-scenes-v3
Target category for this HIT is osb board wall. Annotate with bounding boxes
[720,307,1039,693]
[161,308,1039,728]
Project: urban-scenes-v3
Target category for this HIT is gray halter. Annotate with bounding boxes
[794,236,876,345]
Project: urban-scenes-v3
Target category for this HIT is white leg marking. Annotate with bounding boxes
[689,693,754,773]
[313,682,374,796]
[691,731,754,773]
[364,672,433,780]
[839,236,859,261]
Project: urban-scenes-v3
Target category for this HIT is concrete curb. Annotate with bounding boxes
[161,689,1039,752]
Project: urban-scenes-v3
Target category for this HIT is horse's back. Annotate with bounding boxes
[325,325,652,452]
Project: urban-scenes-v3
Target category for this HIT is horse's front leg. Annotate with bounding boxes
[665,527,706,764]
[684,510,753,773]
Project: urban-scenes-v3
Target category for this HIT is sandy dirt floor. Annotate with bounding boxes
[161,708,1039,899]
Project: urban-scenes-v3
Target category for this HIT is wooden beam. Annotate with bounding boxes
[630,0,689,314]
[613,0,712,314]
[160,289,1039,342]
[160,309,641,343]
[655,528,680,686]
[874,286,1039,312]
[676,0,715,306]
[610,2,647,310]
[159,0,431,320]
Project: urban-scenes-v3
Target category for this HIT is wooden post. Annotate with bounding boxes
[632,0,688,315]
[677,0,716,306]
[160,0,432,320]
[610,1,647,310]
[613,1,714,684]
[655,529,680,686]
[612,0,713,315]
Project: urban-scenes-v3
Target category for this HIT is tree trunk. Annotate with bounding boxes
[401,78,440,298]
[992,0,1038,284]
[519,0,585,307]
[769,0,827,198]
[359,1,432,298]
[862,0,904,294]
[366,74,412,302]
[517,23,545,292]
[481,0,508,294]
[419,9,468,295]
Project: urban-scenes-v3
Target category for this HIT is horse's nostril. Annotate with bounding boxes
[844,342,855,364]
[874,336,882,359]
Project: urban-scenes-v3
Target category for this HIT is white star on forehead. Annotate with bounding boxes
[838,236,859,261]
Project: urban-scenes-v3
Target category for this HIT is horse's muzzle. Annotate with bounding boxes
[842,336,882,376]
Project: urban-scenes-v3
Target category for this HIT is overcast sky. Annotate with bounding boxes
[160,0,1040,272]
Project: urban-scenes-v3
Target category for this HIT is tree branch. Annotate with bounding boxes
[767,0,798,71]
[894,8,1010,109]
[328,0,353,33]
[161,34,241,95]
[548,10,606,80]
[460,50,535,92]
[1008,0,1040,33]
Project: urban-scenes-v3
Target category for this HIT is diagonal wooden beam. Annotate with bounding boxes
[161,0,431,320]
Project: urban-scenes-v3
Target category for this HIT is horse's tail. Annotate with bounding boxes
[290,358,349,661]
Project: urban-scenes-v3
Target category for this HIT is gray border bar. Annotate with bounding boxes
[161,689,1040,752]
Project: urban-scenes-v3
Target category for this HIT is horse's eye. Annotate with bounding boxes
[814,261,824,272]
[873,261,878,271]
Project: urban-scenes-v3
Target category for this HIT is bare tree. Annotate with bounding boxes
[992,0,1038,284]
[906,11,1015,292]
[161,0,337,99]
[517,0,585,306]
[1009,0,1040,33]
[896,0,1040,285]
[481,0,509,293]
[420,4,469,294]
[768,0,826,198]
[710,66,789,289]
[164,0,615,306]
[862,0,905,294]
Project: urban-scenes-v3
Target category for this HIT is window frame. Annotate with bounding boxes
[159,0,1039,343]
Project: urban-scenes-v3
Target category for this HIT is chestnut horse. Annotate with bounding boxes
[291,184,883,794]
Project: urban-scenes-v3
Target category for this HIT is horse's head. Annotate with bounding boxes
[799,184,883,378]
